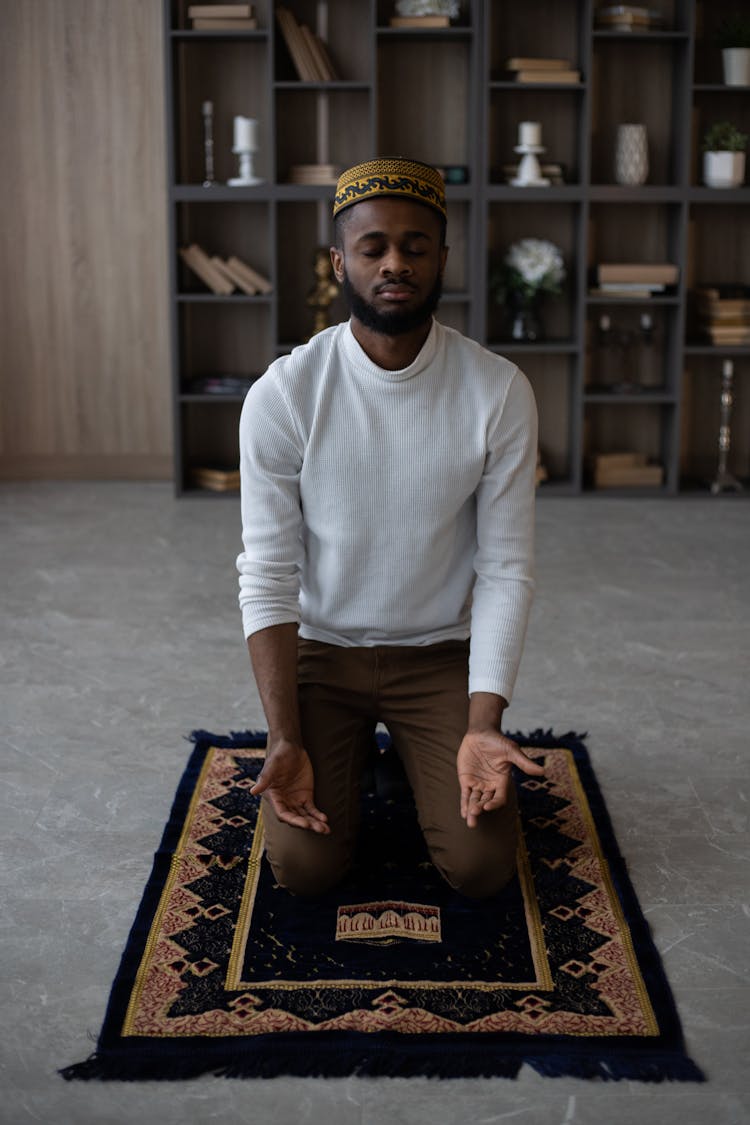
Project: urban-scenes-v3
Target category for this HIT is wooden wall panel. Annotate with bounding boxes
[0,0,172,478]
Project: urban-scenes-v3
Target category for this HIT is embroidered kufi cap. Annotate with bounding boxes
[333,158,447,220]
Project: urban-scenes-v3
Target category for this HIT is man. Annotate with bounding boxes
[237,157,542,901]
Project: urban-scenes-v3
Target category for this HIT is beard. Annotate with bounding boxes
[342,269,443,337]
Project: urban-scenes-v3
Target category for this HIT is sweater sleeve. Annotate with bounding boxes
[236,372,305,638]
[468,367,537,701]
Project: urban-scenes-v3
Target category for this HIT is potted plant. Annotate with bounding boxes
[491,238,566,341]
[702,121,748,189]
[714,14,750,86]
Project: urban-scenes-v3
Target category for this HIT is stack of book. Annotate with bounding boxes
[589,262,679,299]
[594,5,664,31]
[505,57,580,84]
[389,14,452,27]
[188,4,257,30]
[590,452,663,489]
[185,375,256,396]
[694,286,750,346]
[288,163,340,185]
[179,245,273,296]
[276,6,339,81]
[190,466,241,492]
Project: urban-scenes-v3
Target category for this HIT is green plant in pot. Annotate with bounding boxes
[714,14,750,86]
[703,121,748,188]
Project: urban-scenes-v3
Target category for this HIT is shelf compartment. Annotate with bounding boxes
[176,201,272,296]
[172,39,270,184]
[487,200,581,344]
[488,0,583,83]
[176,301,272,386]
[377,37,472,169]
[488,88,584,186]
[274,0,371,84]
[590,38,687,186]
[583,399,679,492]
[275,88,371,183]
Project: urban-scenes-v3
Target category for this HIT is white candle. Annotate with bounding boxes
[233,116,258,152]
[519,121,542,147]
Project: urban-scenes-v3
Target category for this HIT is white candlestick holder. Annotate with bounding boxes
[228,147,263,186]
[512,142,550,187]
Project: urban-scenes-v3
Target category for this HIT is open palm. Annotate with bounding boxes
[457,731,544,828]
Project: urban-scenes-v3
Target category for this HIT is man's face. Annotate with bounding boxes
[330,198,448,337]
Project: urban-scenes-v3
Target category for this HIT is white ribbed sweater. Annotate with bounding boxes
[237,318,537,701]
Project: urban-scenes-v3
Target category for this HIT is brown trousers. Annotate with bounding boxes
[261,638,519,899]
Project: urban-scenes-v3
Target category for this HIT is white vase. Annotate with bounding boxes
[703,151,746,188]
[615,124,649,185]
[722,48,750,87]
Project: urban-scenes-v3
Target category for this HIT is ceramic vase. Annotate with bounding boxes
[615,124,649,185]
[703,151,746,189]
[722,48,750,87]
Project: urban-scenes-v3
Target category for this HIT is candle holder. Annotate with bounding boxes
[595,311,658,394]
[228,115,263,186]
[710,359,744,495]
[511,121,550,187]
[202,101,215,187]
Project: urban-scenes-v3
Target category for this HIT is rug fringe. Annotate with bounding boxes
[60,1046,704,1082]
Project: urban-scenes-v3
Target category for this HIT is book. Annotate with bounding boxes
[588,287,661,299]
[188,3,253,16]
[191,17,258,28]
[190,466,241,492]
[226,255,273,294]
[595,465,663,488]
[288,163,340,184]
[276,6,337,81]
[179,245,235,295]
[301,25,339,80]
[596,262,679,285]
[512,69,581,84]
[276,7,316,80]
[590,451,663,488]
[704,326,750,344]
[389,16,451,27]
[211,257,258,295]
[299,24,331,81]
[505,57,573,70]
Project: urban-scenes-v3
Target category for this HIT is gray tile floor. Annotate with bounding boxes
[2,482,748,1125]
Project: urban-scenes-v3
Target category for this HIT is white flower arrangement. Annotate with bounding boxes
[503,238,566,298]
[395,0,460,18]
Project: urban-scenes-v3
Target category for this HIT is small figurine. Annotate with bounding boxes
[306,247,339,337]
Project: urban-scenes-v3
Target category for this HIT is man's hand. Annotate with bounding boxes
[250,739,330,834]
[457,729,544,828]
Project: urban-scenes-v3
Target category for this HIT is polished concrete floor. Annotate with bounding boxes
[2,482,748,1125]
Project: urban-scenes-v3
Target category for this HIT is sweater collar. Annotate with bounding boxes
[341,318,439,382]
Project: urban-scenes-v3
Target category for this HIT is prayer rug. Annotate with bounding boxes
[61,731,704,1082]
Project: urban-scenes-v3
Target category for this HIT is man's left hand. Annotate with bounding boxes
[457,730,545,828]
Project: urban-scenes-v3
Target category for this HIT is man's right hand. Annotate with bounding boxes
[250,739,330,834]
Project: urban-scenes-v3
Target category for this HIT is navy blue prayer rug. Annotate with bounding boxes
[61,730,704,1082]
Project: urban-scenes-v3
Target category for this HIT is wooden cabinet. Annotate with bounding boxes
[164,0,749,495]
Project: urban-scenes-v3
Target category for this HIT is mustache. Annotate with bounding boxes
[375,279,416,293]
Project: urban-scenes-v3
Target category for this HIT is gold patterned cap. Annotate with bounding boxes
[333,158,447,220]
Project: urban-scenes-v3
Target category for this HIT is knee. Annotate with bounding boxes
[434,829,519,900]
[265,836,350,898]
[445,851,518,899]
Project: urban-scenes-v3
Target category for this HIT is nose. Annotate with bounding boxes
[379,246,413,278]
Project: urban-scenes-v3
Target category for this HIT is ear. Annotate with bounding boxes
[330,246,344,283]
[439,244,449,277]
